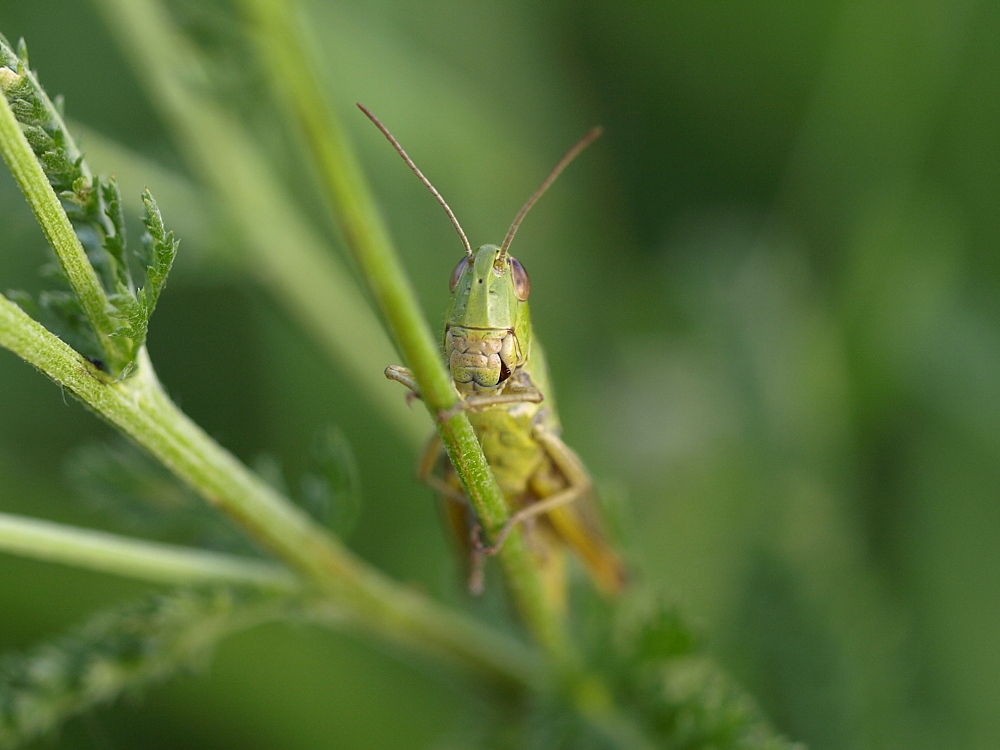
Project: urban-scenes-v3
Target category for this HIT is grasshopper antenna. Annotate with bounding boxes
[498,126,602,263]
[357,103,473,258]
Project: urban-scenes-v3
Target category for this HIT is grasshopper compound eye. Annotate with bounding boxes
[510,257,530,300]
[449,256,469,292]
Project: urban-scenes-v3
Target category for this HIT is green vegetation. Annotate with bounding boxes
[0,0,995,748]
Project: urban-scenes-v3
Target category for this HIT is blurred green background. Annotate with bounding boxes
[1,0,998,748]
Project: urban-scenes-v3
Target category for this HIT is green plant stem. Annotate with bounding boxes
[238,0,573,664]
[0,293,539,688]
[0,84,122,363]
[3,4,541,695]
[91,0,567,663]
[92,0,425,447]
[0,511,299,591]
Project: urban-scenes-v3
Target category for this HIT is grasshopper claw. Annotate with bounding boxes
[384,365,424,405]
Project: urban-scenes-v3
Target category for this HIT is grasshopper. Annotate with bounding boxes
[360,105,625,604]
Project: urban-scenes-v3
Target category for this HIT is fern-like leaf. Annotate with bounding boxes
[66,439,259,555]
[135,190,178,327]
[251,426,362,537]
[614,604,804,750]
[99,178,130,293]
[107,190,179,372]
[0,588,294,749]
[1,33,177,376]
[299,426,362,537]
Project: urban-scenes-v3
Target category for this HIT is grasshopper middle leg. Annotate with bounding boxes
[479,424,591,555]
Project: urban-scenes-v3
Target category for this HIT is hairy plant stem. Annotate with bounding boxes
[0,294,538,688]
[2,1,542,695]
[92,0,426,447]
[237,0,575,665]
[0,85,123,365]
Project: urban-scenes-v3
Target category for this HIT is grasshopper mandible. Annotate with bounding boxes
[360,105,625,603]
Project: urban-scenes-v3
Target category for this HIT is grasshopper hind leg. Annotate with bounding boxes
[482,425,627,596]
[479,424,590,553]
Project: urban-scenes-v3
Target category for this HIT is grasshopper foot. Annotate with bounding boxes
[384,365,423,405]
[476,482,584,556]
[475,517,518,557]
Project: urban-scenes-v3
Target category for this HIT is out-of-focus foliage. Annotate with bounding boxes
[0,0,996,748]
[0,588,294,749]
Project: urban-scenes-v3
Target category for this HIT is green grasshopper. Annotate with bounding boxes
[360,105,625,604]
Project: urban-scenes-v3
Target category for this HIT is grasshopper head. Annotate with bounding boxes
[446,244,530,328]
[444,244,532,392]
[355,105,597,393]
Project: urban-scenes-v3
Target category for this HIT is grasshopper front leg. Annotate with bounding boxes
[384,365,423,406]
[436,390,543,422]
[385,365,543,421]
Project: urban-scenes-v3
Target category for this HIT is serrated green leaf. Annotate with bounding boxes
[649,656,802,750]
[136,189,178,314]
[629,606,701,665]
[302,425,362,537]
[5,288,103,363]
[0,588,296,749]
[251,427,363,536]
[66,439,260,556]
[104,190,178,361]
[0,33,179,377]
[36,289,102,357]
[610,602,801,750]
[99,178,130,292]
